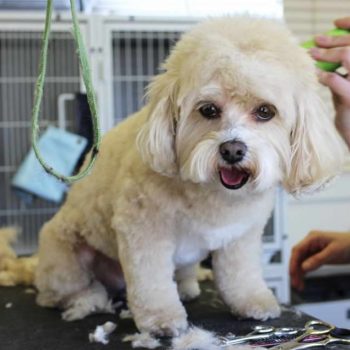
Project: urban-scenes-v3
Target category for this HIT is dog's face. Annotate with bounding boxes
[137,17,346,195]
[174,78,290,194]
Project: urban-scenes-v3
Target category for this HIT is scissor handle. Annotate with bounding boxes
[253,325,275,333]
[305,320,333,335]
[274,327,299,336]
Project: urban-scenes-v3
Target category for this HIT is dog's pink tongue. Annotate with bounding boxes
[220,167,245,186]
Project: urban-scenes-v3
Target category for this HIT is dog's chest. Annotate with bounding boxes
[172,192,274,268]
[173,219,251,268]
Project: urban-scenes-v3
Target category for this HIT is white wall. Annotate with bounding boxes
[284,0,350,251]
[287,173,350,249]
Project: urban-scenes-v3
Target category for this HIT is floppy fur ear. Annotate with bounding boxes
[136,73,179,176]
[284,88,347,195]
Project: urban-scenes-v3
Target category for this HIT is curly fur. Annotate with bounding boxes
[35,16,346,335]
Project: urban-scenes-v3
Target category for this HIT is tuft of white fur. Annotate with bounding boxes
[5,302,13,309]
[88,321,117,345]
[171,326,267,350]
[171,326,221,350]
[120,308,133,319]
[123,332,161,349]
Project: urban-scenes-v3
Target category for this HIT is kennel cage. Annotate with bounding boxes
[0,14,88,255]
[0,13,289,302]
[111,30,182,123]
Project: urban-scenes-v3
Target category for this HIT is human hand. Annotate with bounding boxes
[308,17,350,147]
[289,230,350,291]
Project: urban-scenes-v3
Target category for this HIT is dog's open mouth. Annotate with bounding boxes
[219,167,250,190]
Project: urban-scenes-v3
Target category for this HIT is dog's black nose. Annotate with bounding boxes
[219,140,247,164]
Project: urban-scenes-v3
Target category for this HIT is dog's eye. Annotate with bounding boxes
[199,103,221,119]
[254,104,276,121]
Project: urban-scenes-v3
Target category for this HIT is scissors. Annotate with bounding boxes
[219,324,300,347]
[269,320,350,349]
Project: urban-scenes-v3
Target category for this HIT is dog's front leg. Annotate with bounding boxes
[212,227,281,321]
[117,230,188,337]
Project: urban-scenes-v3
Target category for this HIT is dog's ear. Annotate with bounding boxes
[136,73,179,176]
[284,87,346,195]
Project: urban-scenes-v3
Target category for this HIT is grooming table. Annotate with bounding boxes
[0,281,336,350]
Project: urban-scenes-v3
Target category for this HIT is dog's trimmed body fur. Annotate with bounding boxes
[35,17,346,335]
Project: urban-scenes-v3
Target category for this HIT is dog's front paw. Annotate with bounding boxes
[62,299,115,321]
[62,295,115,321]
[232,289,281,321]
[136,307,188,337]
[62,304,91,321]
[178,278,201,302]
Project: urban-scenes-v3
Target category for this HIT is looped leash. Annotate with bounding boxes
[31,0,101,183]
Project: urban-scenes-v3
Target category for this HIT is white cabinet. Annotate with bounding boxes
[287,173,350,325]
[296,300,350,328]
[287,173,350,249]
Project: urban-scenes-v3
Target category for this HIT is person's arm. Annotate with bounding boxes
[308,16,350,148]
[289,230,350,291]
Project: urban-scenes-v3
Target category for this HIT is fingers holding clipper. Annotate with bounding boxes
[334,17,350,29]
[315,34,350,48]
[317,70,350,105]
[310,47,350,72]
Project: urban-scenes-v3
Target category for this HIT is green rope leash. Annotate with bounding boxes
[31,0,101,184]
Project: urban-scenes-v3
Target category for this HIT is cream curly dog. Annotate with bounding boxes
[35,17,346,336]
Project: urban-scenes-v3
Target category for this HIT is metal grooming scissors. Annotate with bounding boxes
[219,324,300,346]
[270,320,350,349]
